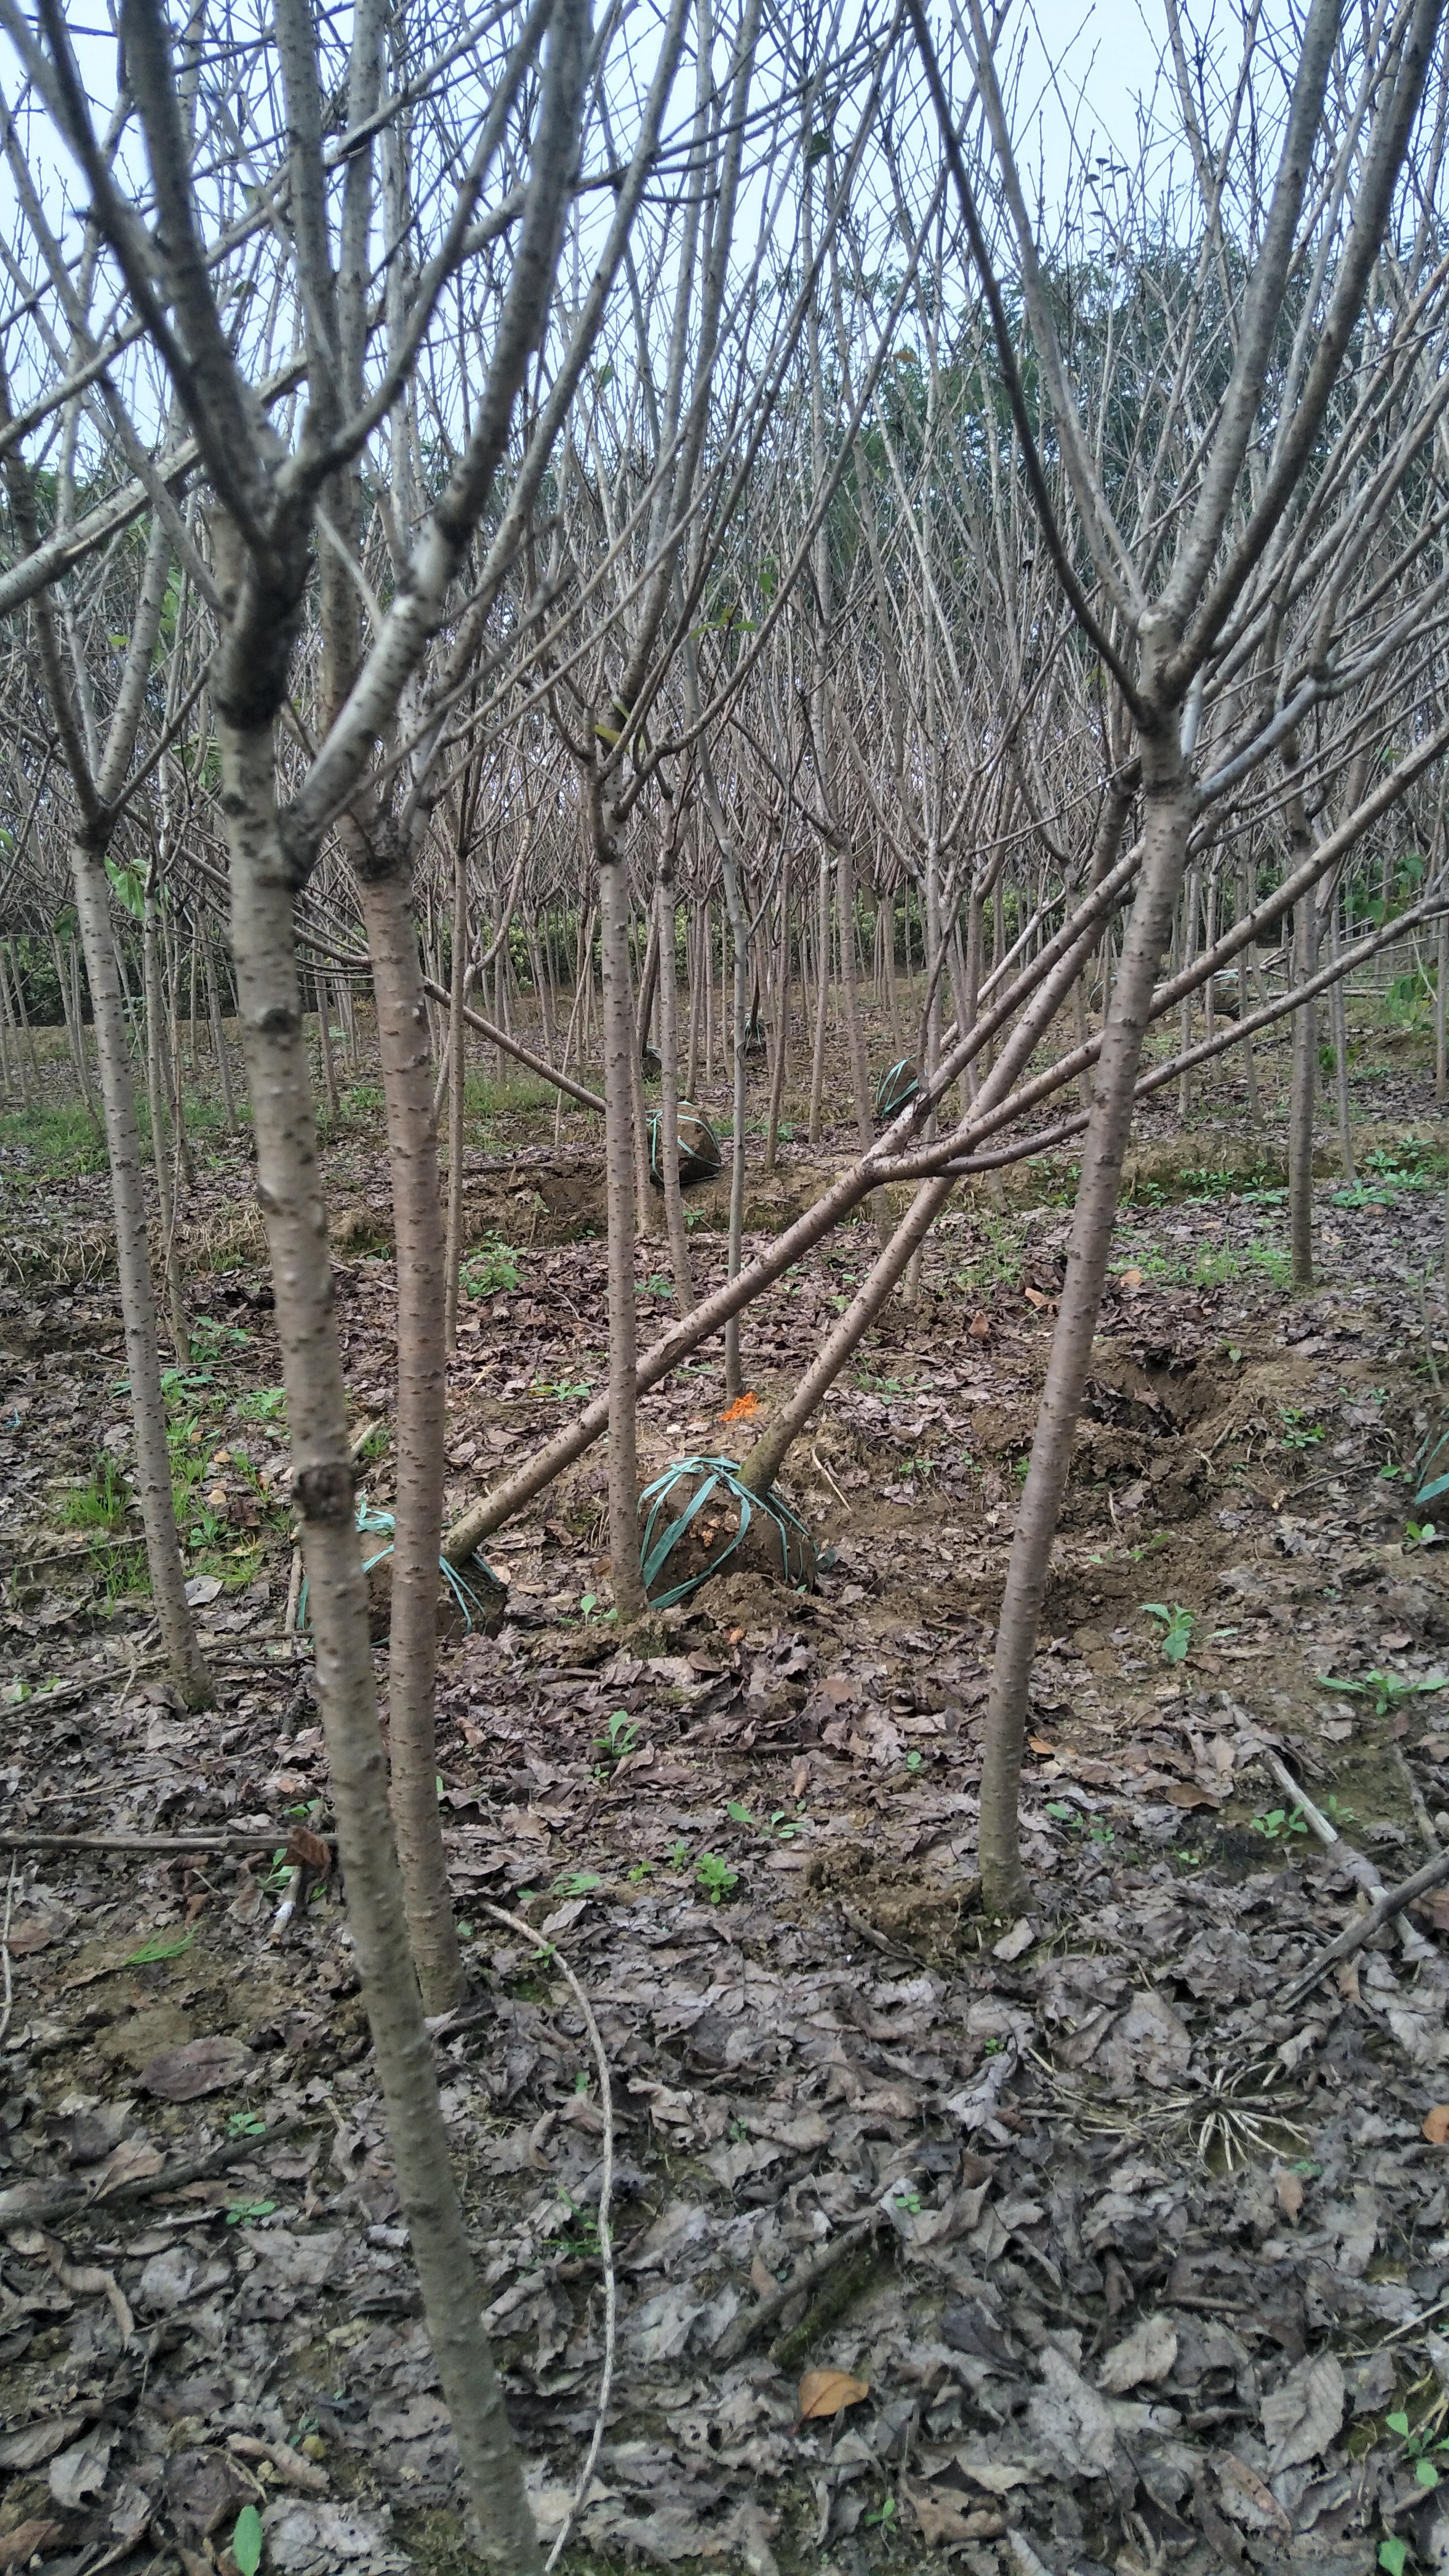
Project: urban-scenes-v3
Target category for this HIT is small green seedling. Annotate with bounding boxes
[726,1799,804,1841]
[905,1751,923,1774]
[460,1234,520,1297]
[225,2196,277,2227]
[1408,1520,1440,1548]
[593,1710,640,1774]
[126,1930,193,1966]
[1046,1802,1115,1844]
[1320,1668,1449,1718]
[627,1861,653,1882]
[667,1839,691,1872]
[1380,2538,1409,2575]
[1388,2408,1449,2490]
[226,2109,267,2139]
[695,1852,738,1903]
[231,2505,264,2576]
[1250,1806,1309,1842]
[1279,1407,1324,1450]
[1144,1603,1195,1664]
[552,1870,602,1898]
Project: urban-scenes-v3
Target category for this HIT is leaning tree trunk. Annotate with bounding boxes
[357,854,466,2018]
[219,710,541,2571]
[69,842,211,1706]
[977,726,1191,1918]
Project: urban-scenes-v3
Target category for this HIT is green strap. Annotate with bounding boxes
[637,1453,809,1608]
[295,1490,501,1637]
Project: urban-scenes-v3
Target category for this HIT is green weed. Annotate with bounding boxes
[1319,1667,1449,1717]
[237,1386,286,1423]
[695,1852,738,1903]
[61,1452,130,1535]
[1250,1807,1309,1841]
[1144,1603,1195,1664]
[461,1233,522,1297]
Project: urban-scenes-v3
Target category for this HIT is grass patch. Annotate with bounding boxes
[60,1451,130,1535]
[462,1072,555,1121]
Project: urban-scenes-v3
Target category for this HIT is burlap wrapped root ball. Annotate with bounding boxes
[638,1456,817,1607]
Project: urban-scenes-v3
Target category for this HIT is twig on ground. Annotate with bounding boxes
[0,2115,311,2226]
[0,1828,334,1855]
[0,1855,16,2047]
[1393,1744,1443,1853]
[479,1902,615,2573]
[1278,1843,1449,2010]
[810,1448,852,1513]
[716,2213,878,2363]
[1263,1750,1338,1845]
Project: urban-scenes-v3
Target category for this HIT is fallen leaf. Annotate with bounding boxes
[902,2476,1004,2545]
[0,2523,63,2571]
[1023,1287,1050,1310]
[969,1311,991,1339]
[1426,2105,1449,2144]
[955,2457,1035,2494]
[1216,2451,1292,2534]
[1261,2350,1344,2471]
[1025,2347,1117,2478]
[6,1916,58,1955]
[750,2253,775,2297]
[49,2430,114,2509]
[285,1826,331,1873]
[993,1917,1036,1962]
[140,2037,257,2102]
[1097,2316,1178,2393]
[1027,1737,1057,1756]
[92,2134,165,2196]
[1274,2166,1305,2220]
[0,2413,92,2471]
[1119,1267,1143,1290]
[1164,1782,1223,1809]
[184,1575,224,1607]
[798,2369,869,2421]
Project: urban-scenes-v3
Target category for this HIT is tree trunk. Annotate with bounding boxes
[143,883,191,1362]
[655,873,694,1310]
[807,850,830,1145]
[444,834,468,1358]
[71,841,211,1707]
[595,795,646,1619]
[1332,884,1356,1180]
[1288,888,1319,1286]
[977,723,1191,1918]
[220,715,539,2570]
[203,932,238,1133]
[357,859,466,2018]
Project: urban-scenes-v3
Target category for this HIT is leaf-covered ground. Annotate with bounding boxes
[6,1011,1449,2575]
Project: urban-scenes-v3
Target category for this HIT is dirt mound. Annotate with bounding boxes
[804,1839,980,1963]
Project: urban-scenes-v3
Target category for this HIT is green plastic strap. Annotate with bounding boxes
[295,1491,500,1637]
[637,1453,808,1609]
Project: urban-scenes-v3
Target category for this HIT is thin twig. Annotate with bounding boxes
[716,2212,878,2363]
[1263,1749,1338,1845]
[480,1903,615,2572]
[0,1827,333,1854]
[0,2115,311,2226]
[1278,1843,1449,2011]
[810,1447,852,1514]
[0,1855,16,2047]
